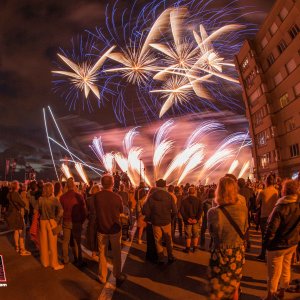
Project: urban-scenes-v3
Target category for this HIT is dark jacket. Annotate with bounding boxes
[143,188,177,226]
[180,195,203,224]
[263,194,300,251]
[94,190,123,234]
[202,198,213,220]
[60,190,86,223]
[6,191,25,230]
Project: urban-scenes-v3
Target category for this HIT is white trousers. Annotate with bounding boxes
[267,245,297,293]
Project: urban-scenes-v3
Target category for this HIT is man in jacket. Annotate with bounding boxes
[180,186,203,253]
[60,177,86,266]
[263,179,300,300]
[94,174,126,287]
[143,179,177,264]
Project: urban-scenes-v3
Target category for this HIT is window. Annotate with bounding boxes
[245,69,256,89]
[261,36,268,49]
[279,7,288,21]
[289,24,300,39]
[285,117,296,132]
[286,58,297,73]
[290,144,299,158]
[267,53,275,66]
[253,105,268,127]
[260,152,271,168]
[241,57,249,72]
[257,130,267,147]
[274,149,281,161]
[274,72,283,86]
[280,93,289,108]
[270,126,276,137]
[294,82,300,96]
[277,40,287,53]
[270,22,278,35]
[249,87,262,104]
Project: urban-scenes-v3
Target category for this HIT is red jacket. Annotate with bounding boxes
[60,190,86,223]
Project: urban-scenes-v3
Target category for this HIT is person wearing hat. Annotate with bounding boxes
[143,179,177,264]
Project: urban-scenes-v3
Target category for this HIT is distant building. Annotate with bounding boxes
[235,0,300,179]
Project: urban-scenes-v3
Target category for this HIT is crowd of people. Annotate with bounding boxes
[0,170,299,299]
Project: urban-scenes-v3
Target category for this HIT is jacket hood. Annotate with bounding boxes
[276,194,299,206]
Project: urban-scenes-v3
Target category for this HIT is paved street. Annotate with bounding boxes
[0,223,299,300]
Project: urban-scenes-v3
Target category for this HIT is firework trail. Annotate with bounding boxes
[128,148,151,186]
[75,163,89,185]
[228,159,239,174]
[238,160,250,178]
[61,163,73,179]
[90,137,115,173]
[153,120,174,179]
[163,143,204,180]
[178,149,204,184]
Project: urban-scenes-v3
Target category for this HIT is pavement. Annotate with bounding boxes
[0,220,299,300]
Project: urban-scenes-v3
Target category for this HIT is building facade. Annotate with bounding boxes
[235,0,300,179]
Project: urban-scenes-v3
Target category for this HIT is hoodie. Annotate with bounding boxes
[263,194,300,251]
[143,188,177,226]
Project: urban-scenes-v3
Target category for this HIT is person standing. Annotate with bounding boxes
[60,177,86,266]
[6,181,31,256]
[94,174,126,286]
[263,179,300,300]
[38,182,64,270]
[143,179,177,264]
[256,174,279,261]
[180,186,203,253]
[200,188,214,249]
[208,177,248,299]
[174,186,184,237]
[86,184,101,261]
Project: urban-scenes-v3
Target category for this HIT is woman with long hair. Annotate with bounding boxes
[38,182,64,270]
[6,181,31,256]
[208,176,248,299]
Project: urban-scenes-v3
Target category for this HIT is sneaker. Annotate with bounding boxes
[168,257,176,264]
[183,247,190,253]
[116,273,127,287]
[20,250,31,256]
[15,247,20,253]
[138,239,142,245]
[53,264,64,271]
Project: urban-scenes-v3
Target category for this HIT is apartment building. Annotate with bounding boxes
[235,0,300,179]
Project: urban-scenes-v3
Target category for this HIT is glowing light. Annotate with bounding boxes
[153,120,174,179]
[128,148,151,186]
[90,137,115,173]
[75,163,89,185]
[43,108,59,180]
[52,46,115,99]
[178,149,204,184]
[238,161,250,179]
[61,163,72,179]
[228,160,239,174]
[163,143,203,180]
[151,76,194,118]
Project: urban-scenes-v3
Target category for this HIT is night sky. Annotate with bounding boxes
[0,0,275,180]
